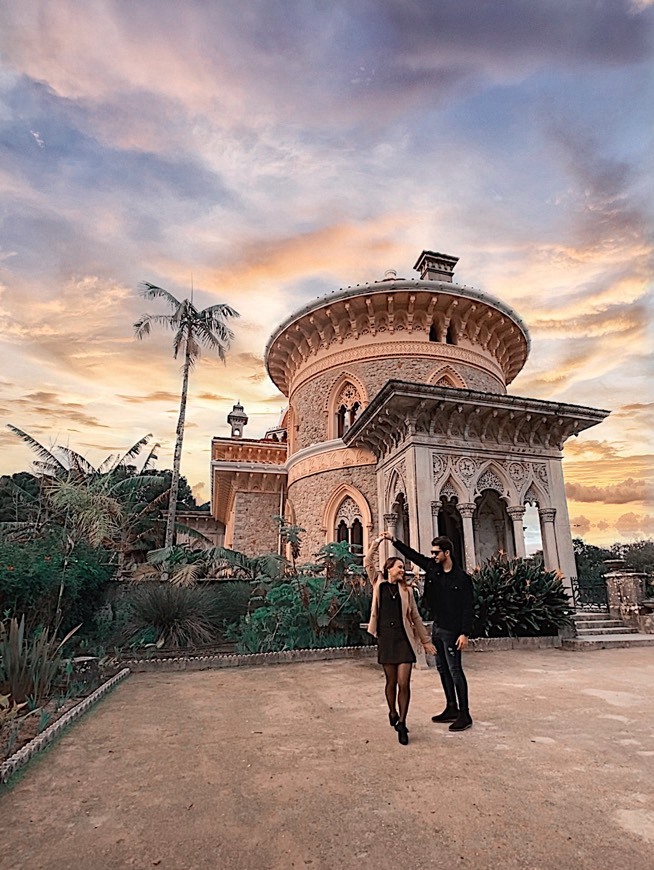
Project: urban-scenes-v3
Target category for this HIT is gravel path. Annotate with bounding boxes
[2,648,653,869]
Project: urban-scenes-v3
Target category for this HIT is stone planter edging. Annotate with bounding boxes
[122,636,562,674]
[1,667,131,786]
[469,636,561,651]
[123,645,378,672]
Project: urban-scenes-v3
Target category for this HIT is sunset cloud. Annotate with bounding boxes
[0,1,652,547]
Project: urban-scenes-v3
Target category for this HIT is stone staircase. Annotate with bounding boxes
[562,611,654,650]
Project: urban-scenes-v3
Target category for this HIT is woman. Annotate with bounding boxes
[365,536,436,745]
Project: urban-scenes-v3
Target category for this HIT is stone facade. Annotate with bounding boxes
[291,356,504,452]
[210,250,609,587]
[288,464,379,558]
[232,491,281,555]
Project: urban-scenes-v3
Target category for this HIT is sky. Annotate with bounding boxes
[0,0,652,548]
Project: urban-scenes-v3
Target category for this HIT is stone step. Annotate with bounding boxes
[572,612,611,621]
[562,633,654,651]
[576,626,639,636]
[575,619,623,631]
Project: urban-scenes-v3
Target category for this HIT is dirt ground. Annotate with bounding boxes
[1,648,653,870]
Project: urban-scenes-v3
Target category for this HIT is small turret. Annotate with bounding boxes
[227,402,248,439]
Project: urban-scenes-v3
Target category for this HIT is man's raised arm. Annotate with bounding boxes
[382,533,433,573]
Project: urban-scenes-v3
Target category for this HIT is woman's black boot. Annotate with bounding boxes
[389,711,399,728]
[396,722,409,745]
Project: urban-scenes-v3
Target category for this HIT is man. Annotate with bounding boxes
[382,532,474,731]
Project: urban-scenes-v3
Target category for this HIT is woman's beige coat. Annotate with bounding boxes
[364,539,431,659]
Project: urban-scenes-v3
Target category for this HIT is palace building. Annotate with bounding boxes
[208,250,609,587]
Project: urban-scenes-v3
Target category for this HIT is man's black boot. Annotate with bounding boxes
[448,710,473,732]
[431,704,459,723]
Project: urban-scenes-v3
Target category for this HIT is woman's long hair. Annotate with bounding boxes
[382,556,406,583]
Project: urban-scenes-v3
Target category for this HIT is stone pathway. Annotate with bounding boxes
[1,648,653,869]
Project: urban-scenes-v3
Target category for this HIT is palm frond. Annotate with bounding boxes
[139,282,182,311]
[134,313,177,340]
[140,442,160,472]
[57,447,98,477]
[111,434,153,471]
[6,425,67,473]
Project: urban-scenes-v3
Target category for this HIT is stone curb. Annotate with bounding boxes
[123,645,379,672]
[122,636,563,673]
[0,667,131,786]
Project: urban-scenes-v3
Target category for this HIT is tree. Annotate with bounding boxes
[134,283,239,549]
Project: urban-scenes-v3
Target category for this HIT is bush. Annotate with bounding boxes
[116,582,250,649]
[231,574,372,654]
[472,556,573,638]
[0,534,115,634]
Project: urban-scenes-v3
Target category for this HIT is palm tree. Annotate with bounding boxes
[134,283,239,549]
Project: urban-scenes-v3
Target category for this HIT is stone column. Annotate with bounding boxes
[458,503,477,573]
[538,508,558,572]
[383,512,397,561]
[431,500,441,538]
[507,505,527,559]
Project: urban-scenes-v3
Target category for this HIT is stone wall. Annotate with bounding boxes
[291,357,504,452]
[288,464,378,559]
[232,491,281,555]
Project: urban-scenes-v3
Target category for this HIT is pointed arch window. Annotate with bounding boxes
[334,496,364,563]
[335,384,362,438]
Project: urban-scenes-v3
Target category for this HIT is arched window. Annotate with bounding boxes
[429,322,440,342]
[335,384,363,438]
[334,497,364,563]
[446,323,457,345]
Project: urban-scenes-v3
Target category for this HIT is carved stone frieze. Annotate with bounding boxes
[457,457,477,478]
[288,340,506,396]
[287,446,376,485]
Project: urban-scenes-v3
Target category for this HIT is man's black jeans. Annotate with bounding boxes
[432,625,469,712]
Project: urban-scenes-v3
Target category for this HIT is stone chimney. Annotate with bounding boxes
[413,250,459,282]
[227,402,248,439]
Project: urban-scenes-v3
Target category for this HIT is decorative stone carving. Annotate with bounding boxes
[476,468,504,495]
[523,485,539,506]
[508,461,526,483]
[336,497,362,525]
[288,340,506,395]
[507,505,526,521]
[440,479,459,501]
[383,513,398,529]
[287,446,376,485]
[539,508,556,523]
[431,500,441,516]
[336,382,361,410]
[532,463,549,486]
[457,457,477,478]
[432,453,445,483]
[458,503,476,519]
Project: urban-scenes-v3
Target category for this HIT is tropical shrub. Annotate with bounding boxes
[116,582,250,649]
[472,556,573,637]
[230,541,372,654]
[0,534,115,634]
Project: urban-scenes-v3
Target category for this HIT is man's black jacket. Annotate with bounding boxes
[392,539,474,636]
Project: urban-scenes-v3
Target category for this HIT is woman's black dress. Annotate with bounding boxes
[377,582,416,665]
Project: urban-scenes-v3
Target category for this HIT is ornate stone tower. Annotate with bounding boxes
[227,402,248,439]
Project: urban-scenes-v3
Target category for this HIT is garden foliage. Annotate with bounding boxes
[117,581,250,649]
[472,556,573,637]
[230,541,372,654]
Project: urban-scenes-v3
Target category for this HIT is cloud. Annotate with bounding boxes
[564,440,622,459]
[614,512,654,534]
[566,477,652,505]
[118,391,181,404]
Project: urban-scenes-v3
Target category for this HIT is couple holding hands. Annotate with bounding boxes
[364,532,474,745]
